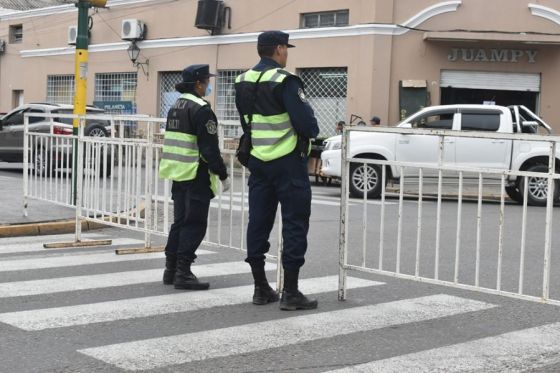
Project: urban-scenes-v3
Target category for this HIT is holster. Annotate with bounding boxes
[236,132,251,167]
[296,135,310,158]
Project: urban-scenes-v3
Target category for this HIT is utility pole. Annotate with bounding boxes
[72,0,106,203]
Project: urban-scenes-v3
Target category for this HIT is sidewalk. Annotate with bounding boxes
[0,170,75,226]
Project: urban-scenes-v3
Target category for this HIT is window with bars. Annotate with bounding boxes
[217,69,244,138]
[94,72,137,114]
[301,10,349,28]
[159,71,182,118]
[9,24,22,43]
[46,75,75,105]
[299,67,348,137]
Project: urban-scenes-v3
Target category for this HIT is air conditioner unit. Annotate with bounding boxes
[68,26,77,45]
[121,19,145,41]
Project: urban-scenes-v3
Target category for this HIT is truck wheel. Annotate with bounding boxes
[505,185,523,204]
[519,164,560,206]
[349,163,384,199]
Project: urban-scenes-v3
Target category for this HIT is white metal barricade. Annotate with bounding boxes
[338,125,560,306]
[23,112,283,287]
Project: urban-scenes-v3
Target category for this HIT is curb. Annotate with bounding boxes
[0,202,145,238]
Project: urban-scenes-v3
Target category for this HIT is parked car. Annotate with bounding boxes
[321,105,559,206]
[0,103,112,174]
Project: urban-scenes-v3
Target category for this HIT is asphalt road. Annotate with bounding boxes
[2,168,560,372]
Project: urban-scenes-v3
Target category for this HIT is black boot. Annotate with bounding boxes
[250,263,279,305]
[174,258,210,290]
[162,256,176,285]
[280,269,318,311]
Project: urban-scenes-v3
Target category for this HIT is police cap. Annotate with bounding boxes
[180,64,216,83]
[257,30,295,48]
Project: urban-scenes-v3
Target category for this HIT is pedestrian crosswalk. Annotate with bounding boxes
[1,232,560,372]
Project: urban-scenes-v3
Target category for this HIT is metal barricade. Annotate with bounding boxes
[23,112,283,288]
[338,126,560,306]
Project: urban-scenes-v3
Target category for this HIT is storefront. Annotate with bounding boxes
[1,0,560,134]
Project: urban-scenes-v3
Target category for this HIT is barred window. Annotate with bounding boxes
[301,10,349,28]
[299,67,348,137]
[94,72,137,114]
[46,75,75,105]
[159,72,182,118]
[9,24,22,43]
[217,69,244,138]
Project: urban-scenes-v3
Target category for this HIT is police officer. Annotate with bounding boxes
[235,31,320,310]
[159,64,229,290]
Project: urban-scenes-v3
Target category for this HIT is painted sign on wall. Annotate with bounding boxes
[448,49,538,64]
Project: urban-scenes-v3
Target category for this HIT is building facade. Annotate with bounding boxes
[1,0,560,137]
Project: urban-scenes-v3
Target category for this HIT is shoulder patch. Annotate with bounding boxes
[298,88,308,103]
[206,120,217,135]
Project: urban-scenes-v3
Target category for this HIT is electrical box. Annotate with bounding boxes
[195,0,224,31]
[68,25,77,45]
[121,19,145,41]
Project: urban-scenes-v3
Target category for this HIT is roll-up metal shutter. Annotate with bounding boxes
[441,70,540,92]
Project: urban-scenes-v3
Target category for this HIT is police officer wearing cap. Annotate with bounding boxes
[159,64,229,290]
[235,31,320,310]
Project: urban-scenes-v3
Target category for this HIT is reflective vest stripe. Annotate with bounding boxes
[252,128,295,146]
[163,139,198,150]
[250,120,292,131]
[161,153,200,163]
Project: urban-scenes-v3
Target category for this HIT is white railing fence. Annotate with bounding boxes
[338,125,560,306]
[23,112,283,287]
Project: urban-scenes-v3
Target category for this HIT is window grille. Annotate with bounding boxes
[9,25,22,43]
[46,75,75,105]
[216,69,244,138]
[299,67,348,137]
[301,10,349,28]
[94,72,138,114]
[159,71,182,118]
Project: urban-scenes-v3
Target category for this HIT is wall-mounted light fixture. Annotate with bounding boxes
[127,41,149,77]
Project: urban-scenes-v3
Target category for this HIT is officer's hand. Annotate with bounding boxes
[221,178,231,193]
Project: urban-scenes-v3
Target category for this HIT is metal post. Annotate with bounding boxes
[435,135,444,280]
[144,121,154,249]
[543,141,556,301]
[338,127,349,301]
[276,208,284,294]
[23,114,29,217]
[71,0,91,205]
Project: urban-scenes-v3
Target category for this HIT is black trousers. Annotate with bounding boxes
[164,182,210,262]
[246,152,311,272]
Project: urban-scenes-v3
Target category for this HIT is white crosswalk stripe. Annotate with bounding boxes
[327,322,560,372]
[0,249,213,272]
[77,294,495,371]
[0,276,381,331]
[0,260,249,298]
[3,234,560,372]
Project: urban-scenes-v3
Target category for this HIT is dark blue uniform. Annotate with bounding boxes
[165,95,228,263]
[236,57,319,272]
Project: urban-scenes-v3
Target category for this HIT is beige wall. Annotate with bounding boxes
[1,0,560,133]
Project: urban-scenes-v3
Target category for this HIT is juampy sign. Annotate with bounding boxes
[448,48,538,63]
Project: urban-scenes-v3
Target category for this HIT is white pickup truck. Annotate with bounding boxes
[321,105,559,206]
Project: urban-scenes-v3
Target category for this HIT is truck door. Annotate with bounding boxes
[396,108,457,177]
[455,109,512,172]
